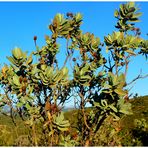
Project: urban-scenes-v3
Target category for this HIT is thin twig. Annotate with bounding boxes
[127,73,148,86]
[62,38,71,69]
[124,55,130,78]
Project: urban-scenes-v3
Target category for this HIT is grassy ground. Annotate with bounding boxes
[0,95,148,146]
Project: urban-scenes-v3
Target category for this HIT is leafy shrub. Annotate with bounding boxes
[0,2,147,146]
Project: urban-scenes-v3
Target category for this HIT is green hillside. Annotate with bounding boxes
[0,95,148,146]
[65,95,148,146]
[122,95,148,129]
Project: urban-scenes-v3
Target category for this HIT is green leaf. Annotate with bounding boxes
[75,13,82,22]
[101,99,108,107]
[26,54,33,65]
[16,102,23,108]
[128,2,135,8]
[48,131,54,137]
[114,88,127,96]
[128,18,140,23]
[53,112,70,131]
[118,73,125,82]
[117,98,133,115]
[126,50,136,55]
[25,103,31,110]
[104,83,112,89]
[110,112,120,121]
[104,35,112,46]
[81,75,91,80]
[114,10,119,18]
[12,47,25,60]
[132,12,142,18]
[39,73,49,85]
[13,75,21,86]
[62,67,68,75]
[7,56,17,65]
[109,104,118,113]
[41,64,47,71]
[119,4,126,17]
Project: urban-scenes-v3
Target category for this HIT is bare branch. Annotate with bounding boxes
[127,71,148,86]
[79,91,91,130]
[62,38,73,69]
[124,55,130,78]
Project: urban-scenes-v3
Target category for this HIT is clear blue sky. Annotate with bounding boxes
[0,1,147,97]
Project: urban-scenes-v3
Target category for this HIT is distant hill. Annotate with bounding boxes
[62,107,75,112]
[122,95,148,129]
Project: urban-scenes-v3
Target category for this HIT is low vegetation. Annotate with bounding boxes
[0,96,148,146]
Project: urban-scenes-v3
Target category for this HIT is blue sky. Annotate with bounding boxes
[0,1,147,98]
